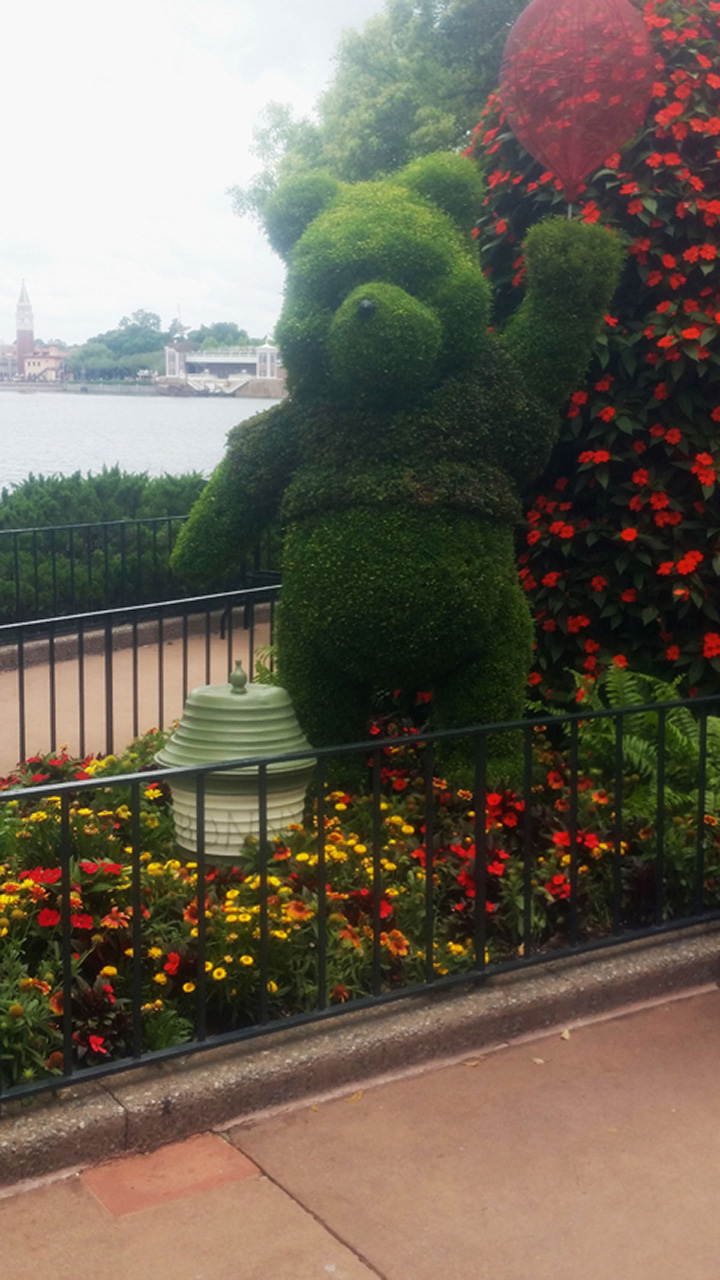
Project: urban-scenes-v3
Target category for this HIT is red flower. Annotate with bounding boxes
[613,654,628,669]
[88,1035,108,1056]
[70,913,94,931]
[37,908,61,928]
[666,645,680,660]
[164,952,181,975]
[621,589,637,603]
[527,671,542,686]
[703,633,720,659]
[591,576,607,592]
[620,528,638,542]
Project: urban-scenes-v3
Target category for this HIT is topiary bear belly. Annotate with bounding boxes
[278,506,529,686]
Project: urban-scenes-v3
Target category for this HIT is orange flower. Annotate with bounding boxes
[285,900,314,922]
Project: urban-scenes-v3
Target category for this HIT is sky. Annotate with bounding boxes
[0,0,388,347]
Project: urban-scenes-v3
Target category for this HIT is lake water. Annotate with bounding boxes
[0,392,280,488]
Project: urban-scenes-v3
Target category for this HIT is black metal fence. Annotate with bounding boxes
[0,585,280,771]
[1,694,719,1104]
[0,517,280,623]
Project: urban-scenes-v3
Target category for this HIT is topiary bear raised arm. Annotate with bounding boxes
[172,153,623,777]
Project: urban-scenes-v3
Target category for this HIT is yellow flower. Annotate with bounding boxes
[146,862,164,876]
[239,955,254,966]
[226,888,240,900]
[267,980,278,994]
[115,805,131,821]
[147,946,163,959]
[183,981,196,993]
[153,973,168,985]
[212,967,227,980]
[238,912,252,923]
[223,954,233,963]
[401,825,414,836]
[354,844,367,855]
[296,852,310,863]
[205,960,213,972]
[76,807,93,817]
[100,965,118,977]
[124,947,134,957]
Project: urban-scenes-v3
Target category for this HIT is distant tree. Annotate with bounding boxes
[186,322,265,348]
[230,0,527,221]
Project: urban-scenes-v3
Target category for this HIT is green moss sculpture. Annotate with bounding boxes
[172,154,623,778]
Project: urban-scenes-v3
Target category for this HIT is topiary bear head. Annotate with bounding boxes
[264,154,490,410]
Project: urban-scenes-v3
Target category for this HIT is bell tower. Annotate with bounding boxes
[16,281,34,377]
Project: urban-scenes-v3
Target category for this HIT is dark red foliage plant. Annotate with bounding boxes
[469,0,720,702]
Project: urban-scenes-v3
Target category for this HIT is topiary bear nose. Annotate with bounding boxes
[329,282,442,409]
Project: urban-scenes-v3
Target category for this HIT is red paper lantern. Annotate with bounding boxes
[500,0,655,202]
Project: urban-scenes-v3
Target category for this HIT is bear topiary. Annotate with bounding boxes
[171,152,623,778]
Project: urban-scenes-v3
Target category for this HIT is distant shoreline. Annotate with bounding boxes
[0,383,157,396]
[0,380,284,398]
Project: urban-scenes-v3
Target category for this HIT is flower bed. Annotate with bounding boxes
[1,671,719,1093]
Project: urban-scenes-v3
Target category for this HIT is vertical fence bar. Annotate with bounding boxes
[195,772,207,1043]
[120,523,127,605]
[104,618,114,757]
[372,748,383,997]
[135,521,142,602]
[226,601,233,675]
[205,609,211,685]
[60,792,74,1079]
[522,725,533,958]
[258,762,270,1025]
[17,635,26,763]
[13,532,20,622]
[613,714,624,935]
[248,601,256,677]
[86,525,93,606]
[569,718,579,948]
[152,524,159,601]
[655,707,666,926]
[103,524,110,602]
[131,780,143,1059]
[50,526,58,614]
[424,741,436,985]
[32,530,39,614]
[48,623,57,753]
[69,526,76,611]
[166,518,173,594]
[132,619,139,739]
[158,615,164,730]
[695,711,708,916]
[316,758,327,1011]
[473,732,488,972]
[182,612,189,705]
[78,620,86,759]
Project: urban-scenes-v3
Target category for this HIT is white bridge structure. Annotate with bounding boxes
[161,342,284,396]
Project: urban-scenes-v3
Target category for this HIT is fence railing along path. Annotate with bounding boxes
[0,516,279,624]
[0,586,279,773]
[1,696,719,1105]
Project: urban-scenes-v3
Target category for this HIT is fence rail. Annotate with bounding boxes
[1,694,719,1104]
[0,585,280,772]
[0,517,280,624]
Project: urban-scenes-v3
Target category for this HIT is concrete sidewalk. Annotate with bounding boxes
[3,985,720,1280]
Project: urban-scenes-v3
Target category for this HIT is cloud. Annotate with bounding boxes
[0,0,387,344]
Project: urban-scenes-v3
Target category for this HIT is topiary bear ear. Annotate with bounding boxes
[398,153,485,235]
[263,171,342,259]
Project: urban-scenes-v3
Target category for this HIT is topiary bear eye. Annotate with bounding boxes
[356,299,376,319]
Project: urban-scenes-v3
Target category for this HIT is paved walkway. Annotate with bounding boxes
[0,621,270,773]
[3,986,719,1280]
